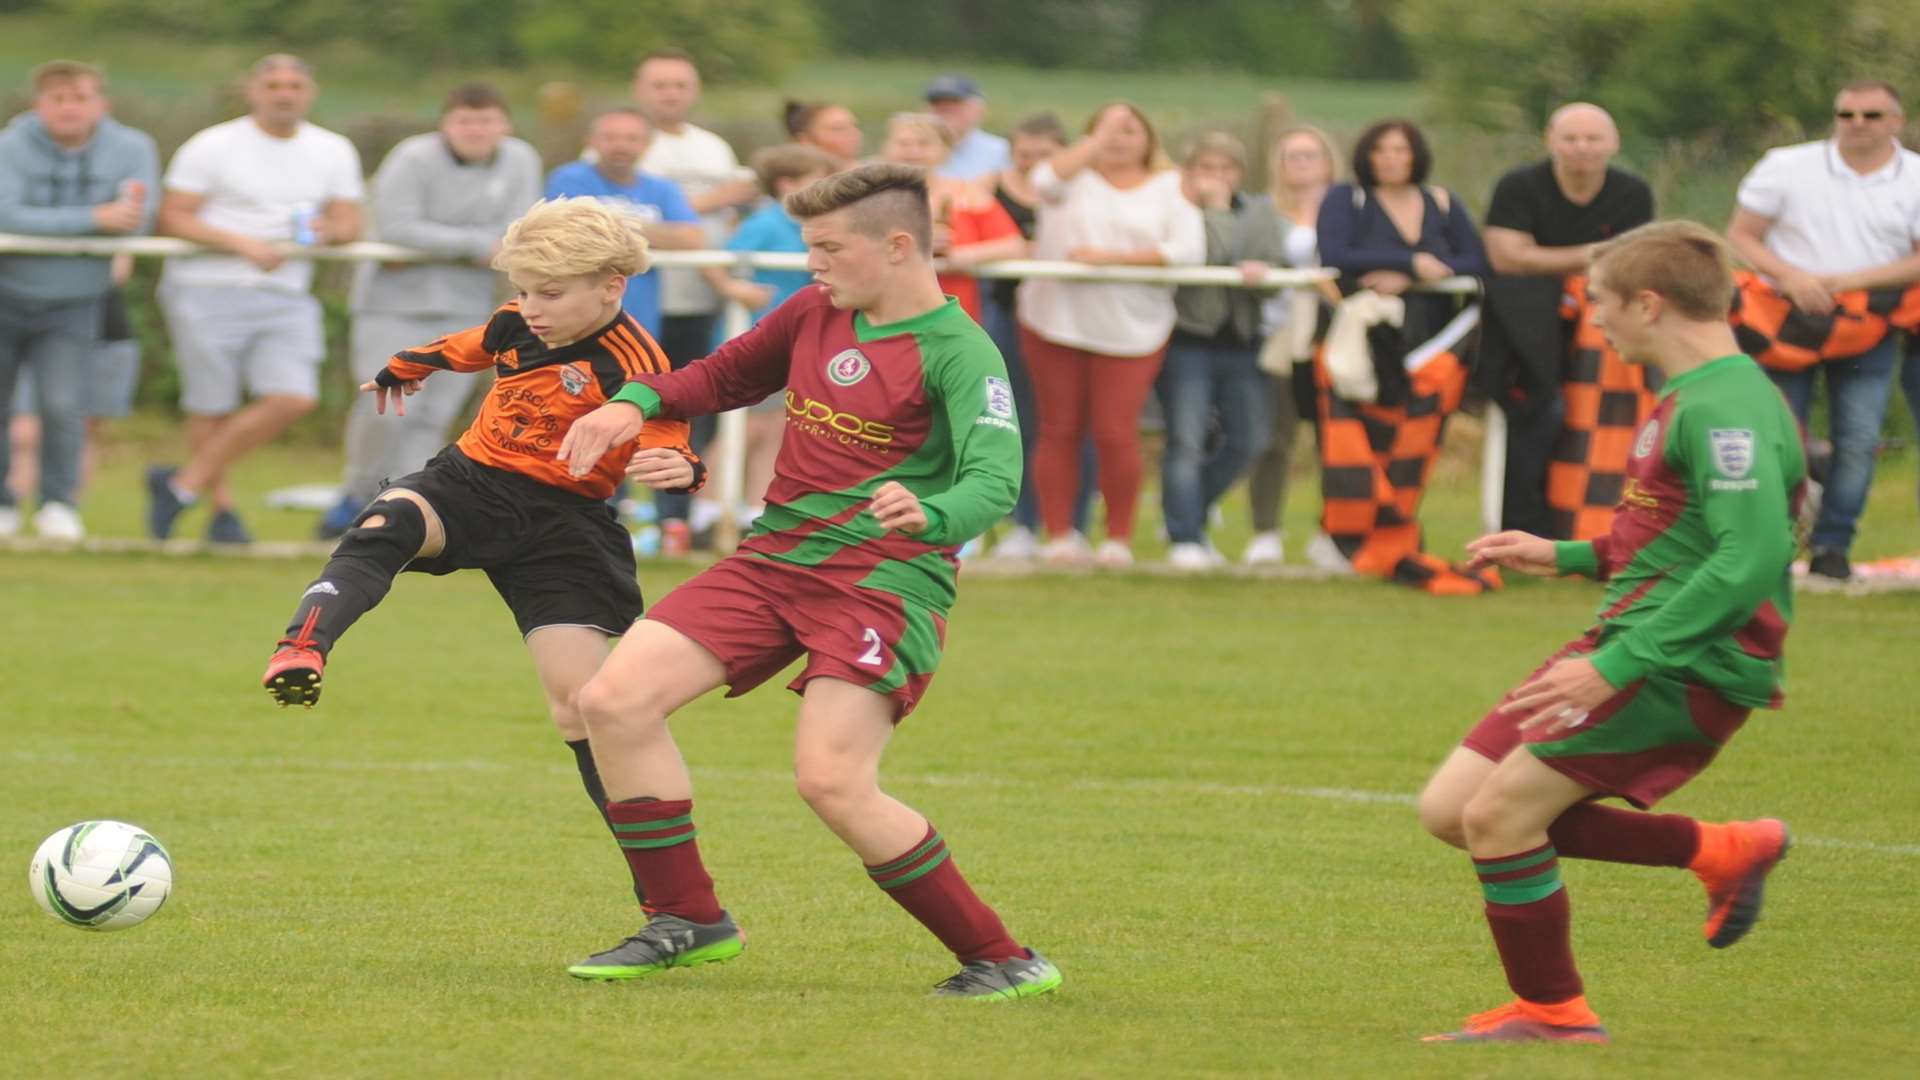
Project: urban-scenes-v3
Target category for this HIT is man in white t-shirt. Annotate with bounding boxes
[631,47,758,548]
[152,54,364,542]
[1728,78,1920,582]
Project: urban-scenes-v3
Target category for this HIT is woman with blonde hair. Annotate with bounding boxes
[1243,124,1340,565]
[879,112,1025,322]
[1017,102,1205,568]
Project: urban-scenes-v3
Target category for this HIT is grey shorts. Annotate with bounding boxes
[10,338,140,419]
[159,283,325,415]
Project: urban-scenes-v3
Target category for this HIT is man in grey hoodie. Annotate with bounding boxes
[317,82,542,538]
[0,60,157,541]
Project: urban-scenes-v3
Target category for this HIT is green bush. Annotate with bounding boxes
[1402,0,1920,146]
[52,0,819,81]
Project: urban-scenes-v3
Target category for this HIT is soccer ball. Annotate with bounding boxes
[27,820,173,931]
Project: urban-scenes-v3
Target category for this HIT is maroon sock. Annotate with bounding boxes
[1476,845,1583,1005]
[607,797,723,924]
[866,826,1022,964]
[1548,802,1700,868]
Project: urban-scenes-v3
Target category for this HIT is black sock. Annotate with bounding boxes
[281,498,425,654]
[568,738,646,905]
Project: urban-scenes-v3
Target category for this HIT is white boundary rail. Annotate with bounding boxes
[0,234,1483,553]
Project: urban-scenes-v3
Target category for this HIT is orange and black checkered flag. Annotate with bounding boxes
[1729,271,1920,373]
[1546,275,1662,541]
[1316,312,1501,596]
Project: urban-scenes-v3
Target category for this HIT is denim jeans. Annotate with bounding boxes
[0,290,99,509]
[1769,335,1899,554]
[983,293,1093,532]
[1155,331,1273,544]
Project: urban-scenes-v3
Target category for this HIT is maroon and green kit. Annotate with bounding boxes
[1466,353,1807,807]
[612,286,1022,715]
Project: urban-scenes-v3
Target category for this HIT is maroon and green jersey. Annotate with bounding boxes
[611,286,1021,614]
[1553,353,1807,708]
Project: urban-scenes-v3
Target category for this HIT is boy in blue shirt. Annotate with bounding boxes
[699,143,835,325]
[692,143,836,514]
[546,107,703,337]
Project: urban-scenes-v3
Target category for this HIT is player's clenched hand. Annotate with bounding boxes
[1502,657,1614,734]
[869,481,928,535]
[626,447,694,490]
[557,401,646,478]
[360,377,422,416]
[1465,530,1558,576]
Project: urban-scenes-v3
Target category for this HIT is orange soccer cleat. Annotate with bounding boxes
[263,610,326,708]
[1692,818,1790,949]
[1424,996,1610,1044]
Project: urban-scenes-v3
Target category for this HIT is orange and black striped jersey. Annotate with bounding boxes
[377,303,703,500]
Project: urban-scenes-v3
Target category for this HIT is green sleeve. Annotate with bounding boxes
[1554,541,1600,578]
[913,334,1024,546]
[609,382,662,417]
[1589,395,1795,688]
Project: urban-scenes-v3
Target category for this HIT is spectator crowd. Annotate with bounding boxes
[2,52,1917,589]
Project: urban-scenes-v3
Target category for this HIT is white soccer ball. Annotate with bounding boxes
[27,820,173,931]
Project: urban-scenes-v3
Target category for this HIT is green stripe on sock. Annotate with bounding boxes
[874,847,950,890]
[1482,867,1564,906]
[868,832,943,877]
[612,814,693,834]
[1474,847,1557,876]
[617,828,698,850]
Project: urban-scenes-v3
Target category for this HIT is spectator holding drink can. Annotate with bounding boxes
[151,54,364,543]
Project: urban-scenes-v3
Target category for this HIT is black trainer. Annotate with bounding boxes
[568,911,745,980]
[930,948,1062,1001]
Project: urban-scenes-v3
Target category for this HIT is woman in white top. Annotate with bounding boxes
[1245,126,1340,565]
[1017,102,1205,568]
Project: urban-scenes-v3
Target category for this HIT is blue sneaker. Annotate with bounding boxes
[206,509,254,545]
[145,466,187,539]
[315,494,362,540]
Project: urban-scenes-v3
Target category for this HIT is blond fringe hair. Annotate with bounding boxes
[492,197,651,283]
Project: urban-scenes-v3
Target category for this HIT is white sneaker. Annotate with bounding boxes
[1039,532,1092,567]
[1242,531,1285,565]
[0,505,19,539]
[1304,531,1354,574]
[990,525,1039,560]
[31,502,84,542]
[1166,542,1215,571]
[1094,538,1134,569]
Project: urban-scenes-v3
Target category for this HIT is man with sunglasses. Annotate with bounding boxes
[1727,79,1920,584]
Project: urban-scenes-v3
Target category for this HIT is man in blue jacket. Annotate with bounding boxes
[0,60,157,541]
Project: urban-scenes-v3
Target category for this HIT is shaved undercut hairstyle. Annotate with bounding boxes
[1589,220,1735,322]
[783,162,932,255]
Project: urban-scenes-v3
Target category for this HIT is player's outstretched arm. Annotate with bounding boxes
[1464,530,1560,576]
[359,375,423,416]
[557,401,647,477]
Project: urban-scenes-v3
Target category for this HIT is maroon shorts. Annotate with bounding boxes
[644,555,948,719]
[1463,629,1751,809]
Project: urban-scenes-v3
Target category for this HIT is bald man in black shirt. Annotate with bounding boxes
[1480,103,1654,535]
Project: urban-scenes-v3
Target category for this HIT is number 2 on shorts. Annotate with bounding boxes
[858,627,886,666]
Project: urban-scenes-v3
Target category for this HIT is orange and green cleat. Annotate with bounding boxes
[1424,997,1610,1044]
[1692,818,1789,949]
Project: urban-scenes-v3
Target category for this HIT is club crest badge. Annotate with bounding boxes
[827,348,871,387]
[985,376,1014,419]
[1633,419,1661,459]
[558,363,589,396]
[1710,428,1755,479]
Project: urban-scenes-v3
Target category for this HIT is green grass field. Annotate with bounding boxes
[2,438,1918,1077]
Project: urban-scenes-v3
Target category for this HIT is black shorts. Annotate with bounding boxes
[385,447,643,638]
